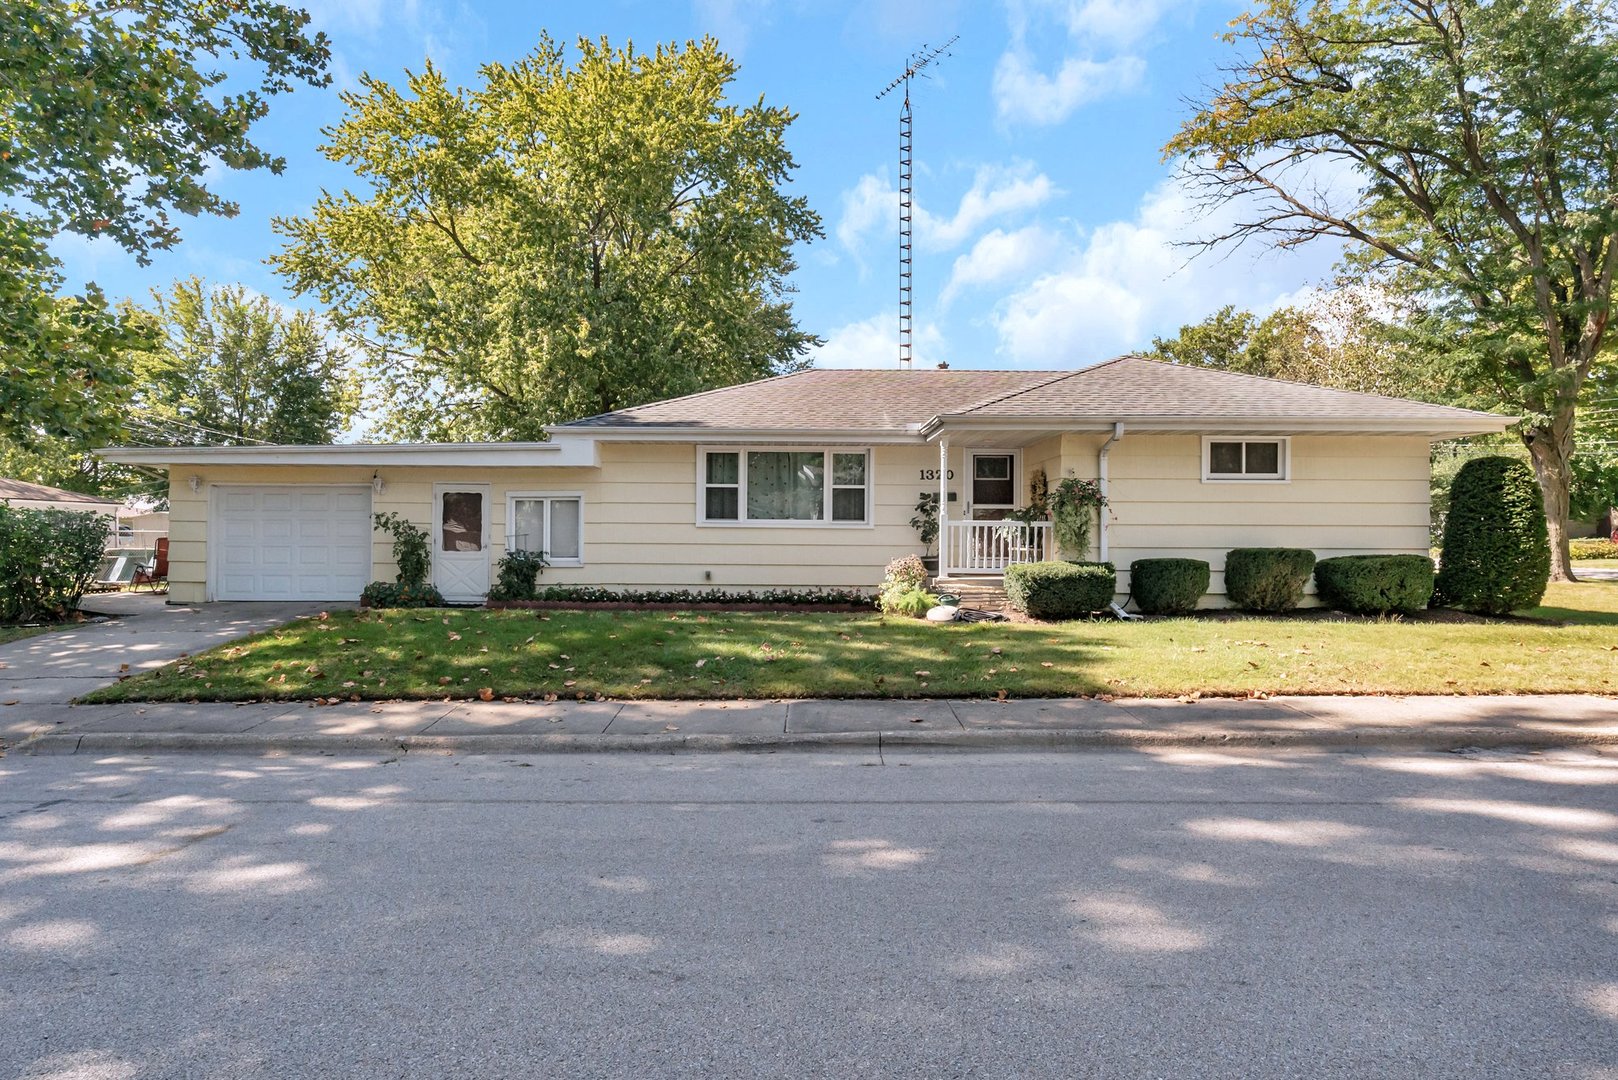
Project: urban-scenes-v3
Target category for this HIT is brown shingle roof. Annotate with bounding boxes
[558,357,1508,433]
[0,478,122,506]
[564,369,1063,430]
[955,356,1499,422]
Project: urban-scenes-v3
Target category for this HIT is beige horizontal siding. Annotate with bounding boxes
[162,433,1434,606]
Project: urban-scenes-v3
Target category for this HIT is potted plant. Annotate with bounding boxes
[1049,477,1108,561]
[911,492,940,573]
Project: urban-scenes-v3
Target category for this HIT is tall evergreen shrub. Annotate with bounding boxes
[1434,456,1549,614]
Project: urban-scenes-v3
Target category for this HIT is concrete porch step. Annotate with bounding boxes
[931,576,1010,612]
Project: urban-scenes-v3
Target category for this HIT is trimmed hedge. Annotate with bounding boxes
[1314,554,1435,615]
[1434,456,1549,614]
[1129,558,1209,615]
[1224,548,1317,612]
[1571,537,1618,560]
[1004,561,1116,620]
[360,581,446,608]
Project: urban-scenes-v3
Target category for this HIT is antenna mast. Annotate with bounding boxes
[877,35,958,371]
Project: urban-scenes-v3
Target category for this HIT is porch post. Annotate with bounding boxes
[937,435,950,575]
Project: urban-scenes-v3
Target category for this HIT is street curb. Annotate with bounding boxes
[13,726,1618,757]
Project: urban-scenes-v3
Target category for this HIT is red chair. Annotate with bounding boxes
[132,538,169,593]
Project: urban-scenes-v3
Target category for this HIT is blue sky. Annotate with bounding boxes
[52,0,1344,372]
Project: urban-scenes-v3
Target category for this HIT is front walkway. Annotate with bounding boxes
[7,693,1616,755]
[0,594,343,721]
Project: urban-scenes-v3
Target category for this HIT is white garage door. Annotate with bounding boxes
[213,486,372,601]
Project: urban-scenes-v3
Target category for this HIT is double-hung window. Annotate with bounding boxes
[1203,437,1289,481]
[700,448,872,525]
[507,493,584,564]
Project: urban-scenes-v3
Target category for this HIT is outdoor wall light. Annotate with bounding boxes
[373,472,386,495]
[188,475,202,494]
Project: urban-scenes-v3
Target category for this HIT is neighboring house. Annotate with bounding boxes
[0,478,123,518]
[98,357,1509,606]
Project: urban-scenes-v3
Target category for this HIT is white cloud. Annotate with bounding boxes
[990,171,1346,364]
[940,224,1062,306]
[835,161,1058,262]
[992,53,1145,127]
[810,311,947,370]
[994,0,1184,126]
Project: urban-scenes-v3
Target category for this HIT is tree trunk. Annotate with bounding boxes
[1524,419,1577,583]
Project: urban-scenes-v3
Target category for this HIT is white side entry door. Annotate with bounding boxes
[432,484,491,602]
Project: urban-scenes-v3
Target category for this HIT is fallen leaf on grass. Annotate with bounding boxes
[437,676,452,686]
[478,687,494,701]
[913,670,931,678]
[563,680,577,688]
[695,658,708,668]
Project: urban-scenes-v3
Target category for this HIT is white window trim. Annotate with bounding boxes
[696,445,875,528]
[506,491,586,566]
[1201,435,1291,483]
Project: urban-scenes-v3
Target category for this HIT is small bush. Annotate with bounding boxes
[372,512,431,586]
[1571,537,1618,560]
[1434,456,1549,614]
[878,554,934,615]
[488,549,549,601]
[881,586,938,618]
[1005,561,1116,620]
[1223,548,1317,612]
[360,581,446,608]
[1129,558,1210,615]
[1314,554,1435,615]
[0,505,109,624]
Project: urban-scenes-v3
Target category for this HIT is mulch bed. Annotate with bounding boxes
[486,600,874,614]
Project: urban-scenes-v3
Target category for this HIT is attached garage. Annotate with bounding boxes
[211,486,372,601]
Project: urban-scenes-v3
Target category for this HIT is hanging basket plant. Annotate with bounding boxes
[1049,477,1107,560]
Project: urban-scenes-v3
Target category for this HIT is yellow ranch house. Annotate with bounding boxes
[100,357,1509,607]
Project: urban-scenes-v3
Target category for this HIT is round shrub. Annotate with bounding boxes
[1004,561,1116,620]
[1223,548,1317,612]
[360,581,446,608]
[1129,558,1210,615]
[1314,554,1434,615]
[1434,456,1549,614]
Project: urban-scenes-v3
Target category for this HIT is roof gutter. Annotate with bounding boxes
[922,413,1515,440]
[96,441,599,469]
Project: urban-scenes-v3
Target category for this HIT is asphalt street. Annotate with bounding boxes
[2,746,1616,1079]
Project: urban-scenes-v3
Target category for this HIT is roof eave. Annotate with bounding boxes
[922,413,1516,439]
[96,441,600,469]
[546,425,924,443]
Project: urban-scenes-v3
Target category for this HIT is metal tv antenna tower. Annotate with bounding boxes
[876,35,958,371]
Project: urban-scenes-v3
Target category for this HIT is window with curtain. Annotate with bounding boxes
[507,495,583,563]
[700,448,872,525]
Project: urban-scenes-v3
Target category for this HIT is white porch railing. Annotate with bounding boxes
[943,520,1052,575]
[106,529,167,551]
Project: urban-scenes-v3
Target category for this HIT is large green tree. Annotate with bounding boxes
[0,0,330,448]
[1167,0,1618,581]
[1150,290,1430,398]
[273,35,823,441]
[131,278,358,446]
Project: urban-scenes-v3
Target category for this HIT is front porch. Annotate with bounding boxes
[928,425,1120,578]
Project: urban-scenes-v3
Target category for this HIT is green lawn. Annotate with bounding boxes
[83,581,1618,703]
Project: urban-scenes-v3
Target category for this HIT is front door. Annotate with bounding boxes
[433,485,490,602]
[967,452,1017,521]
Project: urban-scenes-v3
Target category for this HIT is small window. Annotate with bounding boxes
[1204,438,1288,481]
[704,452,740,521]
[508,495,584,564]
[831,453,867,522]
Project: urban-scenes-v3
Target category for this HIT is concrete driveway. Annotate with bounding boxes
[0,594,338,713]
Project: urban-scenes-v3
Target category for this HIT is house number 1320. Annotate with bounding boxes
[919,469,954,481]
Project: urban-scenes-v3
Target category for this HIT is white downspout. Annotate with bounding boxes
[1097,421,1125,563]
[937,434,950,575]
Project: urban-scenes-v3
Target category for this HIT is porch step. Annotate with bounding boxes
[931,576,1010,613]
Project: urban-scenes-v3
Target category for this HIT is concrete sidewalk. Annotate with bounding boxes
[4,693,1615,755]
